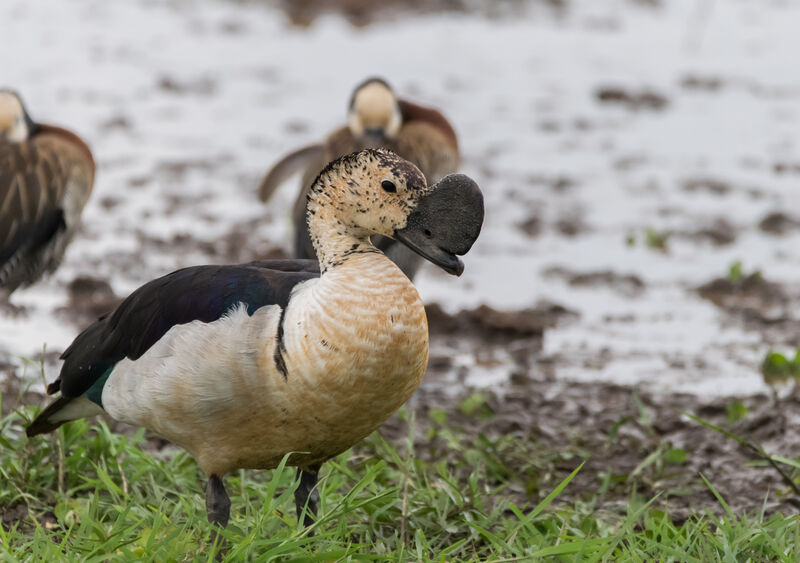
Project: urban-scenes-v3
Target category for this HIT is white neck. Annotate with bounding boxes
[306,185,380,274]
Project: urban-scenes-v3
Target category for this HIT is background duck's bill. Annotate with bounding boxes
[394,173,484,276]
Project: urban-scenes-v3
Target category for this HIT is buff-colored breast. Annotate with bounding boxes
[199,254,427,474]
[281,254,428,449]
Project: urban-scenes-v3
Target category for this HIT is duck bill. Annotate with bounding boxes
[363,128,387,144]
[394,173,484,276]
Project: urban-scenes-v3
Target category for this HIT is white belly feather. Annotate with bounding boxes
[102,302,284,443]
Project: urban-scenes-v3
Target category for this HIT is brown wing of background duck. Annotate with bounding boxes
[257,83,460,280]
[0,122,95,294]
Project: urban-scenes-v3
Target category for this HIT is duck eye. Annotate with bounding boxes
[381,180,397,193]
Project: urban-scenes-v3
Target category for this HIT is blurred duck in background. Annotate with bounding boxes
[0,90,95,302]
[258,77,460,280]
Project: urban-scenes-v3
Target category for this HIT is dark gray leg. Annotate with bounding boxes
[206,474,231,528]
[294,465,320,529]
[206,474,230,558]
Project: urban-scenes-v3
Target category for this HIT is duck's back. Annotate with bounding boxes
[0,126,94,292]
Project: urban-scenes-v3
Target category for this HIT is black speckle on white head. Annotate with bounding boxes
[307,148,483,275]
[0,89,33,142]
[347,77,402,143]
[308,148,428,239]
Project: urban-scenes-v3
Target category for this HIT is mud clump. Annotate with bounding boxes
[98,114,132,132]
[426,301,577,340]
[154,154,232,180]
[773,162,800,175]
[682,218,737,246]
[525,174,576,192]
[696,274,800,344]
[99,196,122,210]
[696,273,786,311]
[58,276,123,327]
[275,0,534,27]
[682,177,731,196]
[759,212,800,235]
[554,214,590,237]
[516,215,542,238]
[680,74,724,91]
[2,505,28,528]
[594,86,669,111]
[544,267,645,296]
[157,75,217,96]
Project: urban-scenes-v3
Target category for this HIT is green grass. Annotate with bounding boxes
[2,397,800,561]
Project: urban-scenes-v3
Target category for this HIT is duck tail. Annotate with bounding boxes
[26,396,103,437]
[26,396,72,437]
[258,144,325,202]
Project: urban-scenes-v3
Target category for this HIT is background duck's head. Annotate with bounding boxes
[308,149,483,275]
[347,77,402,144]
[0,90,34,142]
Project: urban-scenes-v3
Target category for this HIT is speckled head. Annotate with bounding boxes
[308,149,483,275]
[309,148,426,236]
[0,89,35,142]
[347,77,402,144]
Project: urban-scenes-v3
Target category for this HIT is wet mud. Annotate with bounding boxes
[270,0,544,27]
[381,377,800,521]
[7,355,799,522]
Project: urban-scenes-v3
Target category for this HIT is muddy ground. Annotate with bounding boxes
[395,379,800,522]
[8,372,800,523]
[6,297,800,522]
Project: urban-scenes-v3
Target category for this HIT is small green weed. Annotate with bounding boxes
[644,228,669,251]
[761,350,800,383]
